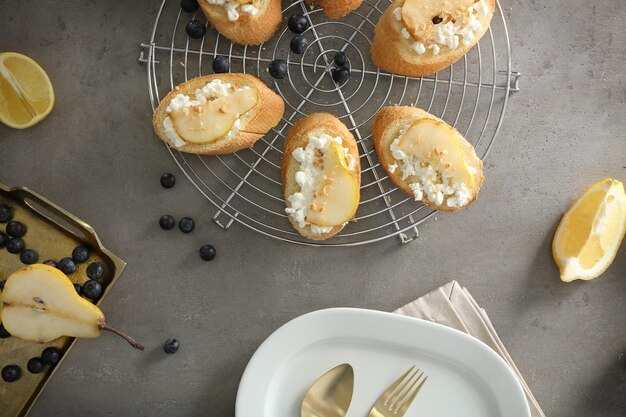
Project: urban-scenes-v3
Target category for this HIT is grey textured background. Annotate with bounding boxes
[1,0,625,416]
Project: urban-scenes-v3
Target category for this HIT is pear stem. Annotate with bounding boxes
[98,323,145,351]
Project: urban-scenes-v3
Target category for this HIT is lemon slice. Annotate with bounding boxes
[0,52,55,129]
[553,178,626,282]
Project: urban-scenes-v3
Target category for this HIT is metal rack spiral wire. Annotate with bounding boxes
[139,0,521,246]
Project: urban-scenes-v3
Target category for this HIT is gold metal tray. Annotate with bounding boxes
[0,182,125,417]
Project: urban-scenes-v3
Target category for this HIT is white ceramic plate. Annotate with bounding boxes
[236,308,530,417]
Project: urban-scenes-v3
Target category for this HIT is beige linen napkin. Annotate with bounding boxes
[394,281,546,417]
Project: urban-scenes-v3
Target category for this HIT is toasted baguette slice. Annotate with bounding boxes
[282,113,361,240]
[153,73,284,155]
[372,106,483,211]
[371,0,495,77]
[199,0,281,45]
[305,0,363,19]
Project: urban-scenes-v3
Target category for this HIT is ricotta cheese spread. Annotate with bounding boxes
[394,0,490,56]
[163,79,248,148]
[206,0,259,21]
[285,133,357,234]
[389,126,472,208]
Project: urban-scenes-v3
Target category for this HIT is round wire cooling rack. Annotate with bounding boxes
[140,0,521,246]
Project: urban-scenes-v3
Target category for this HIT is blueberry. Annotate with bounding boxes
[86,262,105,280]
[212,55,230,74]
[6,237,24,254]
[199,244,216,261]
[186,20,206,39]
[432,16,443,24]
[179,217,195,233]
[0,324,11,338]
[0,232,7,249]
[1,365,21,382]
[334,51,348,67]
[160,173,176,189]
[332,66,350,84]
[6,221,26,238]
[290,35,308,54]
[163,338,180,354]
[0,204,12,223]
[72,245,90,263]
[73,283,82,295]
[41,347,62,366]
[288,14,309,34]
[269,59,288,79]
[59,257,77,274]
[0,280,5,291]
[27,358,45,374]
[43,259,58,268]
[83,280,103,300]
[20,249,38,265]
[160,215,176,230]
[181,0,199,13]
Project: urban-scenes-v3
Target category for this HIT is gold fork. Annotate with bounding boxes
[368,366,428,417]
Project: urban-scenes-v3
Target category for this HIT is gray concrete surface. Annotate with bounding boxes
[1,0,625,416]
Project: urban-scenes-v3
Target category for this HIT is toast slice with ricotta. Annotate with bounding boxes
[153,73,284,155]
[282,113,361,240]
[199,0,282,45]
[305,0,363,19]
[371,0,495,77]
[372,106,483,211]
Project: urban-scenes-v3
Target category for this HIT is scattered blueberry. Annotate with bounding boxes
[72,245,90,263]
[83,280,103,300]
[6,237,24,254]
[160,215,176,230]
[160,173,176,189]
[43,259,58,268]
[290,35,308,54]
[288,14,309,34]
[0,232,7,249]
[179,217,195,233]
[73,283,82,295]
[181,0,199,13]
[86,262,105,280]
[1,365,21,382]
[41,347,62,366]
[0,280,5,291]
[334,51,348,67]
[6,221,26,238]
[0,204,12,223]
[186,20,206,39]
[163,338,180,354]
[0,324,11,338]
[59,257,77,275]
[27,358,45,374]
[20,249,38,265]
[269,59,288,79]
[332,66,351,84]
[212,55,230,74]
[199,244,216,261]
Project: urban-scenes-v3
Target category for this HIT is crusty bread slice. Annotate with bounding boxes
[282,113,361,240]
[371,0,495,77]
[305,0,364,19]
[372,106,483,212]
[199,0,282,45]
[153,73,284,155]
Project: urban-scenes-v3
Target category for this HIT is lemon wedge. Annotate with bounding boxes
[0,52,55,129]
[553,178,626,282]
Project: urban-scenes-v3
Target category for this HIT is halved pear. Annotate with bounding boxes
[398,118,474,187]
[402,0,474,40]
[169,87,258,144]
[306,142,359,227]
[1,264,143,350]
